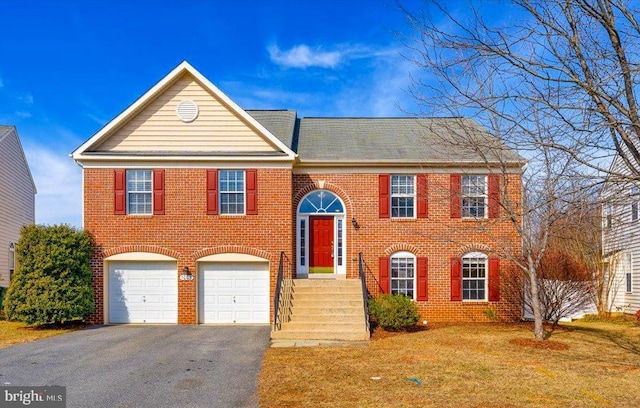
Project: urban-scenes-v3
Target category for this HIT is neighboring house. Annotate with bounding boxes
[71,61,524,336]
[0,126,36,288]
[601,155,640,314]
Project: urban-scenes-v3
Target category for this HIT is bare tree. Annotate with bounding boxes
[397,0,640,339]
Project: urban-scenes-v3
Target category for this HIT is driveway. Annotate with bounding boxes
[0,325,271,408]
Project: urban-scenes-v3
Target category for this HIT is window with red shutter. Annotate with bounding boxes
[417,257,428,301]
[451,257,462,301]
[417,174,428,218]
[153,169,165,215]
[379,257,390,293]
[379,174,390,218]
[488,174,500,219]
[245,169,258,215]
[206,169,218,215]
[114,170,126,215]
[488,257,500,301]
[450,174,462,218]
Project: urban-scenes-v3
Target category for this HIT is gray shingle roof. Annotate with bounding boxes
[246,110,297,150]
[247,113,523,165]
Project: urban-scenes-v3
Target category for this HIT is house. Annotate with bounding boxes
[0,126,36,288]
[601,155,640,315]
[71,61,524,339]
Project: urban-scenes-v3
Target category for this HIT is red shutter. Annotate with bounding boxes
[417,257,428,301]
[488,257,500,301]
[417,174,428,218]
[450,174,461,218]
[153,169,165,215]
[114,170,126,215]
[488,174,500,219]
[246,169,258,215]
[451,257,462,301]
[379,175,390,218]
[379,257,390,294]
[206,169,218,215]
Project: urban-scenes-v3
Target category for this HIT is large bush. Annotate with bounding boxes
[368,294,420,331]
[4,224,94,326]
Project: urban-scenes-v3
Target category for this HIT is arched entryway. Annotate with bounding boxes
[296,189,346,277]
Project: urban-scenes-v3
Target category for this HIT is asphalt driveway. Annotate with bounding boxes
[0,325,271,408]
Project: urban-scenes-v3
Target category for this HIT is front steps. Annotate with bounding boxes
[271,279,370,342]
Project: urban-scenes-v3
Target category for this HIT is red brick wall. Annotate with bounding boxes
[84,167,293,324]
[293,172,523,322]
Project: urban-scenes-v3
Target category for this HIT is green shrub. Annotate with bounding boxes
[368,294,420,331]
[3,224,94,326]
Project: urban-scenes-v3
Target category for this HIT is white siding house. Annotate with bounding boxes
[0,126,36,287]
[601,155,640,314]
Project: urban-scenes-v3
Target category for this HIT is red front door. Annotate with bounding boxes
[309,216,334,273]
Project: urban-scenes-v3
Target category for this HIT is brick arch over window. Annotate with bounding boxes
[192,246,274,263]
[293,182,354,217]
[102,245,180,260]
[455,243,493,257]
[382,243,421,257]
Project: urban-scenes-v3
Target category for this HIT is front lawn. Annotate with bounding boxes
[0,316,80,348]
[259,321,640,407]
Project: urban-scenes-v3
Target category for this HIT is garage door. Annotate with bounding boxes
[199,262,269,324]
[109,261,178,324]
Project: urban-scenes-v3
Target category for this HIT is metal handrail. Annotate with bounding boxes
[358,252,371,335]
[273,251,284,330]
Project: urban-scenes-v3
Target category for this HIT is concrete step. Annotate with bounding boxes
[292,292,362,301]
[291,286,362,294]
[292,305,363,315]
[292,279,362,287]
[281,321,365,331]
[271,328,369,341]
[288,313,364,323]
[291,299,363,308]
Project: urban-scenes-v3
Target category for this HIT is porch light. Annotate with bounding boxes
[183,266,191,276]
[351,217,360,229]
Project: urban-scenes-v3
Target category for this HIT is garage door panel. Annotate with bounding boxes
[108,261,177,324]
[199,262,269,324]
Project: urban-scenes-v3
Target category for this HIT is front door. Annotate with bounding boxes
[309,216,334,274]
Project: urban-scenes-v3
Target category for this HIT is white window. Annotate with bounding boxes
[8,242,15,280]
[462,252,487,301]
[462,175,487,218]
[219,170,245,215]
[631,185,639,222]
[604,202,612,229]
[391,251,416,299]
[127,170,152,215]
[625,253,633,293]
[391,175,415,218]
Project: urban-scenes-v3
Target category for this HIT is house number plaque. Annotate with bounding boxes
[179,274,194,281]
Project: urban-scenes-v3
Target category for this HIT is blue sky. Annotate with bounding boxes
[1,0,431,227]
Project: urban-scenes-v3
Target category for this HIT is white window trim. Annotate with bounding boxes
[390,251,417,300]
[461,175,488,219]
[604,202,612,229]
[126,169,153,215]
[295,190,347,277]
[218,170,246,216]
[462,251,488,301]
[631,185,639,222]
[8,242,15,280]
[625,253,633,293]
[390,175,416,219]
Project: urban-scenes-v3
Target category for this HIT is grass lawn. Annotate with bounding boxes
[0,316,80,349]
[259,320,640,407]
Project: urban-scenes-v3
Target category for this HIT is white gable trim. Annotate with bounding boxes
[70,61,297,162]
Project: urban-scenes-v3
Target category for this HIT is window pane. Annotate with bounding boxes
[300,220,306,266]
[219,170,245,214]
[126,170,152,214]
[462,255,487,300]
[391,255,415,298]
[461,175,487,218]
[391,175,415,218]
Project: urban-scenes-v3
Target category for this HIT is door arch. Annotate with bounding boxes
[296,189,346,276]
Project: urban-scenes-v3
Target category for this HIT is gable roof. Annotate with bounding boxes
[0,125,37,192]
[71,61,297,162]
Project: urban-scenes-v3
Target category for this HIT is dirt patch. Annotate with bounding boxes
[509,337,570,350]
[370,324,429,340]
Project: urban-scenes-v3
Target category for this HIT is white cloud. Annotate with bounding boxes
[268,44,344,69]
[15,111,32,118]
[19,93,34,105]
[23,144,82,227]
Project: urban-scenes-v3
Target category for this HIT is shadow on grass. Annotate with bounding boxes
[567,323,640,356]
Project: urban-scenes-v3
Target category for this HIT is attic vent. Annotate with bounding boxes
[176,100,199,123]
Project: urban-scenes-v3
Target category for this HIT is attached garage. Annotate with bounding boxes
[108,260,178,324]
[198,260,269,324]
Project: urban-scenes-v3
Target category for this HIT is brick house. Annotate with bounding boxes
[71,62,524,339]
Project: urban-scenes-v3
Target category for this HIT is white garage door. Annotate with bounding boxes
[199,262,269,324]
[109,261,178,324]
